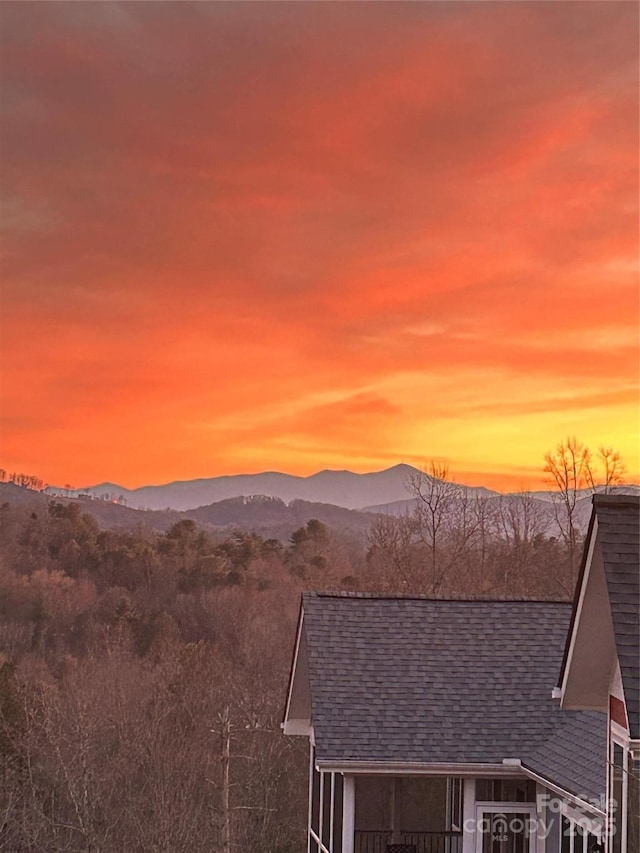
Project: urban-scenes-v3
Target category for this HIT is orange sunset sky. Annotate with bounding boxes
[1,1,638,491]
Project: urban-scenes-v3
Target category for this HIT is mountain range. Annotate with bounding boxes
[6,465,637,541]
[50,464,498,512]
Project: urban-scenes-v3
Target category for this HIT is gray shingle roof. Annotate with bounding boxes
[303,593,606,802]
[594,495,640,739]
[521,710,606,806]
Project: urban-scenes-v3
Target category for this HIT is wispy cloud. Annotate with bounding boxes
[1,1,637,486]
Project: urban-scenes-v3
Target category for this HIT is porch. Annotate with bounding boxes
[309,766,465,853]
[352,776,462,853]
[307,766,553,853]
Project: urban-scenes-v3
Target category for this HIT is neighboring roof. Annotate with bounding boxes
[522,710,606,807]
[594,495,640,738]
[301,593,607,803]
[558,495,640,737]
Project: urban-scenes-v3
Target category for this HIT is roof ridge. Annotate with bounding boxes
[593,493,640,507]
[304,591,571,604]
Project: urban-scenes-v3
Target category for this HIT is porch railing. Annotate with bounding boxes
[354,830,463,853]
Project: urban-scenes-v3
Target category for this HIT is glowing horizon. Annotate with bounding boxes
[1,2,638,492]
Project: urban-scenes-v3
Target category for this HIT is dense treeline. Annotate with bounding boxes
[0,502,317,852]
[0,488,576,852]
[0,471,46,492]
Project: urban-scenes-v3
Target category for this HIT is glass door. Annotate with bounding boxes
[476,807,537,853]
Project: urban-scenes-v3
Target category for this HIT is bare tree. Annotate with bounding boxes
[217,707,232,853]
[469,494,498,575]
[367,513,417,590]
[544,437,628,578]
[543,437,593,575]
[496,494,551,581]
[408,462,458,592]
[598,446,626,493]
[408,462,482,594]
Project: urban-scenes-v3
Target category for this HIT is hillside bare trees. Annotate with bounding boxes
[544,437,626,577]
[0,503,309,853]
[0,471,47,491]
[0,452,623,851]
[367,462,574,598]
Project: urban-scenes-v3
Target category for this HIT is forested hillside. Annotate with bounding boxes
[0,485,577,851]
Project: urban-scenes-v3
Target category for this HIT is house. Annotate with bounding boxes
[283,494,639,853]
[557,494,639,853]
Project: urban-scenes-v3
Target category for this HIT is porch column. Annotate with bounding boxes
[535,783,546,853]
[390,777,400,843]
[342,775,355,853]
[462,778,476,853]
[308,742,313,853]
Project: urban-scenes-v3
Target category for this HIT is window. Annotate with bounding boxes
[309,752,344,853]
[354,776,393,830]
[400,777,448,832]
[561,815,603,853]
[610,742,625,853]
[311,751,320,850]
[332,773,344,853]
[447,777,463,832]
[354,776,462,837]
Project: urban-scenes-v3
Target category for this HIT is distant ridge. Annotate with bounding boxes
[46,466,640,515]
[48,464,422,512]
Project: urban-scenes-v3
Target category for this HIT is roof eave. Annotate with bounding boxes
[314,759,525,776]
[282,596,306,728]
[314,758,606,819]
[558,504,598,690]
[520,763,606,818]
